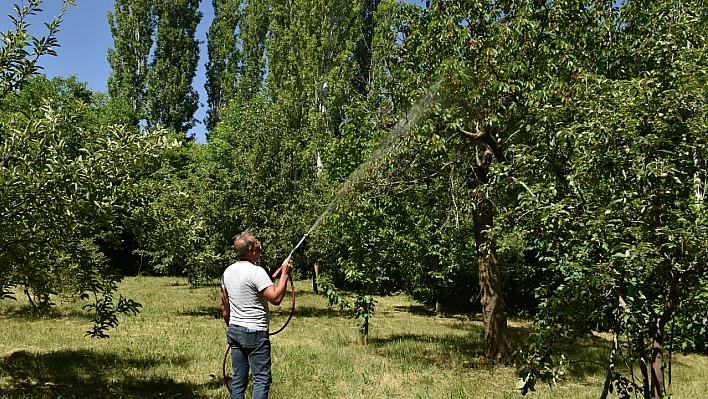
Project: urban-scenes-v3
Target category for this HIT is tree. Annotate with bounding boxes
[0,0,75,99]
[236,0,269,101]
[107,0,155,126]
[358,0,519,361]
[205,0,240,131]
[144,0,202,135]
[368,0,656,364]
[127,139,226,285]
[207,0,369,268]
[350,0,381,95]
[205,0,270,132]
[0,2,178,337]
[108,0,202,136]
[511,1,708,397]
[0,75,177,336]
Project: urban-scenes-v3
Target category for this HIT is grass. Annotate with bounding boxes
[0,277,706,398]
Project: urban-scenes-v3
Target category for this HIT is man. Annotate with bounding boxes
[220,233,293,399]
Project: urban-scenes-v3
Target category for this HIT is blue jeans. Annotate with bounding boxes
[226,325,272,399]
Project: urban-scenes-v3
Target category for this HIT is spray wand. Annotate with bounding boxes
[289,231,310,258]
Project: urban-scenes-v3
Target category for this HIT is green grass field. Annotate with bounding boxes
[0,277,706,398]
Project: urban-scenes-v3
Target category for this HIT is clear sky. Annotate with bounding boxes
[1,0,425,142]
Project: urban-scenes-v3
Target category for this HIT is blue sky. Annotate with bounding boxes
[2,0,425,142]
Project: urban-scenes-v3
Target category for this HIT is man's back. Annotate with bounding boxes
[222,261,272,331]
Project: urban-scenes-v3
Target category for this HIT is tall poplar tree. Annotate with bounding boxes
[351,0,380,95]
[237,0,269,100]
[145,0,202,135]
[204,0,369,270]
[107,0,155,126]
[205,0,270,132]
[205,0,240,132]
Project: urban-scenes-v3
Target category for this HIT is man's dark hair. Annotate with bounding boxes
[234,233,257,260]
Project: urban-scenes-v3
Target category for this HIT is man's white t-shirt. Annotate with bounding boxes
[222,260,273,331]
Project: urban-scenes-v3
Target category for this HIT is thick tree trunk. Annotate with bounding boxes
[464,141,513,363]
[458,126,515,361]
[473,192,513,362]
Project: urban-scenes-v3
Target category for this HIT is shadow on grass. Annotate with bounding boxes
[391,304,436,316]
[0,304,92,322]
[507,322,612,379]
[508,324,610,379]
[368,318,610,382]
[0,349,210,399]
[558,334,612,377]
[280,305,344,318]
[179,306,222,319]
[368,331,488,369]
[177,303,346,321]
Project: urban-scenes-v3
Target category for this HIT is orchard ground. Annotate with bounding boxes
[0,277,706,398]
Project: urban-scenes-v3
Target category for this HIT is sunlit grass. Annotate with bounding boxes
[0,277,706,398]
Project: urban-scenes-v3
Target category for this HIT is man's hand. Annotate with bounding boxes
[272,256,293,279]
[281,256,293,276]
[264,256,293,306]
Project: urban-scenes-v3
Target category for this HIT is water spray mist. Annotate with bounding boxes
[287,80,442,258]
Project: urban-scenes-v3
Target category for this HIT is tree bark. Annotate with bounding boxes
[600,294,626,399]
[639,355,651,399]
[463,128,512,362]
[474,192,513,362]
[649,319,664,399]
[646,270,681,399]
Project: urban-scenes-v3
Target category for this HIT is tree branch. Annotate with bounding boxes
[460,124,506,164]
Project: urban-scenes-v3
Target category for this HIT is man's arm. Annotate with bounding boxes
[261,256,292,306]
[220,286,230,325]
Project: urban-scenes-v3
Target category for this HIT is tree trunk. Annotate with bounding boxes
[312,260,319,294]
[649,319,665,399]
[435,287,442,315]
[465,143,512,363]
[473,191,513,362]
[646,270,680,399]
[639,355,651,399]
[600,293,626,399]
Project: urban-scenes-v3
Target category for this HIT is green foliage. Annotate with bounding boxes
[107,0,155,126]
[205,0,270,131]
[204,0,241,131]
[0,81,177,334]
[0,2,179,337]
[672,278,708,354]
[497,0,708,394]
[145,0,202,134]
[108,0,202,135]
[79,262,142,339]
[128,139,227,285]
[0,0,75,99]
